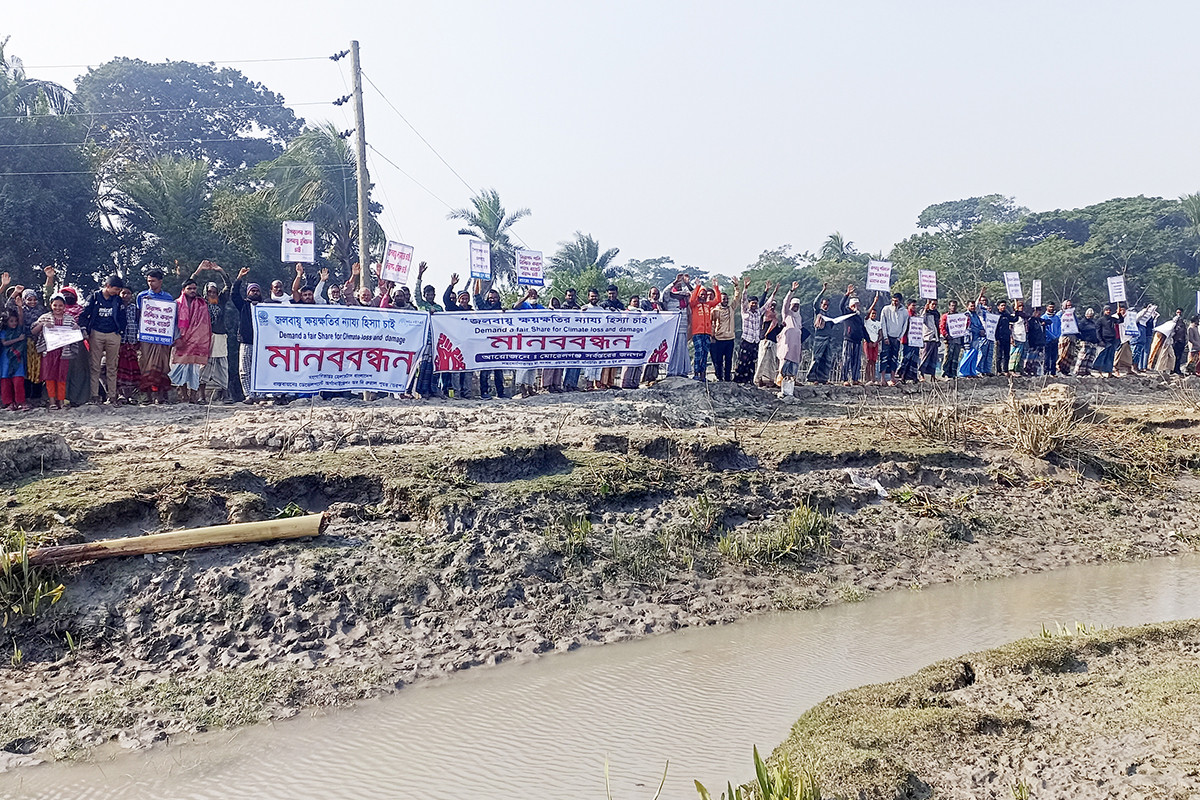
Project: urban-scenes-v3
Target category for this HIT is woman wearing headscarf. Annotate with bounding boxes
[754,296,782,388]
[169,279,213,404]
[775,282,804,397]
[19,288,45,405]
[196,262,231,402]
[58,285,91,407]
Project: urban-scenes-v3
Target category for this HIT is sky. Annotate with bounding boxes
[7,0,1200,288]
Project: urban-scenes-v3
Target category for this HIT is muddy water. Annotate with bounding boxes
[6,554,1200,800]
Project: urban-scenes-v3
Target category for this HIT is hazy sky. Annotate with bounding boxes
[8,1,1200,287]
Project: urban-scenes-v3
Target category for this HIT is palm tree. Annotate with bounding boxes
[819,232,856,263]
[447,188,530,289]
[1180,192,1200,266]
[259,122,384,274]
[0,37,74,115]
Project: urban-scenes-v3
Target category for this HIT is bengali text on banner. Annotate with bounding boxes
[429,310,682,372]
[251,304,429,394]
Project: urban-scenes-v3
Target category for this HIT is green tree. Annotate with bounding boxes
[916,194,1029,232]
[818,232,867,264]
[447,188,530,290]
[74,58,303,177]
[0,36,73,115]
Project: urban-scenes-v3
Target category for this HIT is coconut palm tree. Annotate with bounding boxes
[819,231,857,263]
[259,122,384,274]
[550,232,620,275]
[108,157,215,280]
[447,188,530,289]
[0,37,74,116]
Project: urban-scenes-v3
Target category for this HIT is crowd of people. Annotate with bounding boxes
[2,263,1199,412]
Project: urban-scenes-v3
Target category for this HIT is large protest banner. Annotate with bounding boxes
[1107,275,1127,304]
[865,260,892,292]
[918,270,937,299]
[381,241,414,284]
[430,310,681,372]
[138,299,176,345]
[250,304,429,394]
[282,221,315,263]
[470,239,491,281]
[515,249,544,286]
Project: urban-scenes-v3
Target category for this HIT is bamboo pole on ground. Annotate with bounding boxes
[13,513,327,567]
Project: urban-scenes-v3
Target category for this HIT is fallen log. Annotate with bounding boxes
[14,513,327,567]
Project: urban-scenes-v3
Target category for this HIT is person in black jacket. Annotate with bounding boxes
[1093,305,1124,376]
[840,291,868,385]
[473,287,507,399]
[80,275,127,404]
[992,300,1018,375]
[1023,308,1047,376]
[231,268,265,403]
[1076,308,1101,375]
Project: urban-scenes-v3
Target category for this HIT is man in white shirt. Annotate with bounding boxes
[878,292,907,386]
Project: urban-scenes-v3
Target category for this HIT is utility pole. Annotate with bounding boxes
[350,40,370,292]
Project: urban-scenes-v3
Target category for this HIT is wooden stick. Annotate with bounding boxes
[18,513,327,567]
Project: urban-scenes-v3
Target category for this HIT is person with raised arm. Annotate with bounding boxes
[775,281,804,398]
[734,277,771,384]
[688,278,722,381]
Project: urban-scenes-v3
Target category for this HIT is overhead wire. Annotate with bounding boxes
[22,55,332,70]
[0,101,331,121]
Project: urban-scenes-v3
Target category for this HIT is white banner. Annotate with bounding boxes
[918,270,937,300]
[1107,275,1127,304]
[515,249,544,286]
[865,260,892,292]
[1061,308,1079,336]
[1196,290,1200,314]
[983,314,998,341]
[1003,271,1022,300]
[42,324,83,352]
[906,315,924,348]
[138,298,176,345]
[381,241,414,285]
[282,221,315,263]
[470,239,491,281]
[429,310,680,372]
[946,313,969,338]
[1031,279,1042,308]
[250,304,428,394]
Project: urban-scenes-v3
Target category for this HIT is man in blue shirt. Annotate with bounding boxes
[80,275,127,403]
[1041,302,1061,376]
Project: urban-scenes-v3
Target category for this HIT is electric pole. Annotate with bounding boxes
[350,40,370,291]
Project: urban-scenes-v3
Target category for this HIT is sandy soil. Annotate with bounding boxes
[0,373,1198,770]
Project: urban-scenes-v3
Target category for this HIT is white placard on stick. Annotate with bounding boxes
[1196,290,1200,314]
[281,221,315,264]
[865,260,893,292]
[918,270,937,300]
[515,249,544,286]
[906,315,924,348]
[42,324,83,352]
[1107,275,1127,304]
[138,298,177,345]
[1031,280,1042,308]
[1003,271,1023,300]
[380,240,414,285]
[983,314,998,341]
[1061,308,1079,336]
[946,313,969,338]
[469,239,491,281]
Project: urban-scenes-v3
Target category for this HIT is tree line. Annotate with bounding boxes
[3,38,1198,312]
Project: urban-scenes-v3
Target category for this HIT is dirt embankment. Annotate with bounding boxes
[1,375,1199,769]
[770,620,1200,800]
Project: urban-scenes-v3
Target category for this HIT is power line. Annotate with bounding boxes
[0,163,357,178]
[21,55,333,70]
[360,70,478,196]
[0,136,290,149]
[367,143,457,213]
[0,100,331,122]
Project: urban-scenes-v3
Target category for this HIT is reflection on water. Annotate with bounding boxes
[4,555,1200,800]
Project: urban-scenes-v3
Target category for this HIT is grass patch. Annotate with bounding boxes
[719,504,830,564]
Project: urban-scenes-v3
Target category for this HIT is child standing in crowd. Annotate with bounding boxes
[1,297,29,410]
[19,288,44,405]
[116,286,141,403]
[31,293,80,410]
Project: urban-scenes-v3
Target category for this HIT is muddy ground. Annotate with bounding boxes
[1,373,1199,771]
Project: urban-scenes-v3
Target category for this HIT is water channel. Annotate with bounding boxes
[5,554,1200,800]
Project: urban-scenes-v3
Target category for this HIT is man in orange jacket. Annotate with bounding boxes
[689,279,722,381]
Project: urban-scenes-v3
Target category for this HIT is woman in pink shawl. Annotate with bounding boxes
[775,281,804,397]
[169,279,212,403]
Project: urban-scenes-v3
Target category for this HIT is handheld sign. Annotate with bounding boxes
[1107,275,1127,304]
[1031,280,1042,308]
[470,240,491,281]
[906,315,924,348]
[1196,290,1200,314]
[380,241,414,285]
[1061,308,1079,336]
[281,221,315,264]
[515,249,544,286]
[865,260,892,292]
[1003,271,1022,300]
[42,324,83,353]
[918,270,937,300]
[946,313,969,338]
[138,299,177,345]
[983,314,998,341]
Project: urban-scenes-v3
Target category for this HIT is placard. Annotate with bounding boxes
[42,324,83,352]
[1031,280,1042,308]
[1061,308,1079,336]
[470,239,491,281]
[515,249,544,286]
[865,260,892,292]
[251,304,429,394]
[946,313,969,338]
[918,270,937,300]
[906,315,924,348]
[282,221,315,264]
[429,310,680,372]
[1122,311,1140,338]
[380,240,414,284]
[138,298,177,345]
[1003,271,1022,300]
[1196,290,1200,314]
[983,314,998,341]
[1107,275,1126,304]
